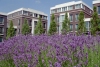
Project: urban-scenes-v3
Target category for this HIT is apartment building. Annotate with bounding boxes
[93,0,100,17]
[50,1,93,34]
[7,8,48,35]
[0,12,7,42]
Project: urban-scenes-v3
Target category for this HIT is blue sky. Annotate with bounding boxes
[0,0,92,28]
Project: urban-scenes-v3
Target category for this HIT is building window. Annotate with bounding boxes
[0,37,2,42]
[18,29,20,34]
[30,12,33,16]
[34,14,38,18]
[23,11,28,15]
[0,27,4,34]
[39,15,42,18]
[0,17,4,24]
[69,14,73,22]
[62,7,67,12]
[34,21,37,28]
[19,11,23,15]
[62,15,65,22]
[70,24,73,31]
[43,23,46,28]
[18,19,20,25]
[57,16,59,22]
[75,4,81,9]
[82,4,85,10]
[75,14,79,21]
[29,20,32,26]
[57,8,61,12]
[44,16,47,20]
[75,24,78,30]
[68,6,73,10]
[98,6,100,14]
[51,10,56,14]
[85,21,90,31]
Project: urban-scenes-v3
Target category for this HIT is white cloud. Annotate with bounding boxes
[35,0,41,4]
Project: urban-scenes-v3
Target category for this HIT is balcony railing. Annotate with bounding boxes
[0,22,4,25]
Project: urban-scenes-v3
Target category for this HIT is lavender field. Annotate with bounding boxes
[0,34,100,67]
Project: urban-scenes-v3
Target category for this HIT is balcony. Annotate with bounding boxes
[0,22,4,25]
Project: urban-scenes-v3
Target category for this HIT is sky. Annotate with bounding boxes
[0,0,93,29]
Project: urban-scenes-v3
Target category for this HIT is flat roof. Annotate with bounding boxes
[93,0,100,4]
[7,8,48,16]
[50,1,92,10]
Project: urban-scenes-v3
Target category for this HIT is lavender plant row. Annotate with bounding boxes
[0,34,100,67]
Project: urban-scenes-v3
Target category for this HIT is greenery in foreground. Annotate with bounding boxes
[0,34,100,67]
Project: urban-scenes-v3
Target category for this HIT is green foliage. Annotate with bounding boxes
[77,11,86,35]
[38,53,45,67]
[7,20,15,39]
[62,12,70,34]
[22,19,30,35]
[90,6,100,35]
[34,17,44,35]
[48,14,57,35]
[0,59,15,67]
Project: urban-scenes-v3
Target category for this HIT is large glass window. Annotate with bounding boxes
[43,23,46,28]
[98,6,100,14]
[69,14,73,22]
[85,21,90,31]
[51,10,56,14]
[0,27,4,34]
[70,24,73,31]
[68,6,73,10]
[57,8,61,12]
[43,16,47,20]
[18,29,20,34]
[59,15,65,22]
[75,14,79,21]
[23,11,28,15]
[19,10,23,15]
[18,19,20,25]
[75,4,81,9]
[62,7,67,12]
[0,37,2,42]
[75,24,78,30]
[57,16,59,22]
[34,21,37,28]
[62,15,65,22]
[0,17,4,24]
[34,13,38,18]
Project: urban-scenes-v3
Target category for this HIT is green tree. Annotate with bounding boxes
[77,11,86,35]
[21,19,30,35]
[90,6,100,35]
[7,20,15,39]
[62,12,70,34]
[34,17,44,35]
[48,14,57,35]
